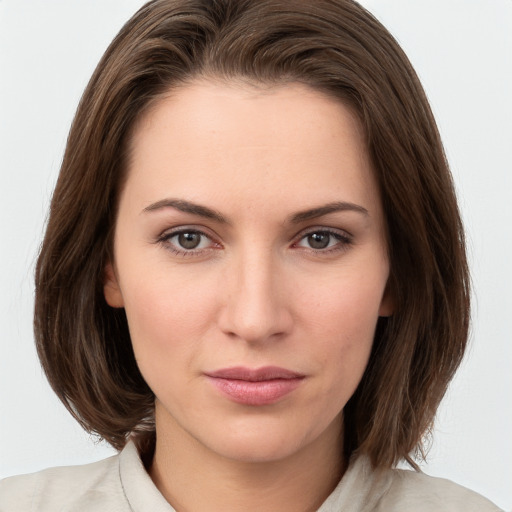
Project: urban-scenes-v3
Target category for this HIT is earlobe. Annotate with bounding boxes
[378,282,394,318]
[103,262,124,308]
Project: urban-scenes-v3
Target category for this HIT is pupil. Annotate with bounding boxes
[308,233,330,249]
[178,232,201,249]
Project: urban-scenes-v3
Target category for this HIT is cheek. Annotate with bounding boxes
[119,269,220,370]
[296,268,385,382]
[298,267,386,339]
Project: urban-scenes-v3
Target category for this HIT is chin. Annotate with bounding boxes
[198,415,329,465]
[210,433,305,464]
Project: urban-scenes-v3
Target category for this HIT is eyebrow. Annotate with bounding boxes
[143,199,228,223]
[288,201,368,223]
[142,198,368,224]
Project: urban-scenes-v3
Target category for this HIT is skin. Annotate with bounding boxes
[104,80,393,512]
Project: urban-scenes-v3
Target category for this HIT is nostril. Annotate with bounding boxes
[216,258,293,342]
[218,306,293,344]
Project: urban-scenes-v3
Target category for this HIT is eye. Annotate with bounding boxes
[295,230,351,252]
[158,228,217,254]
[173,231,208,250]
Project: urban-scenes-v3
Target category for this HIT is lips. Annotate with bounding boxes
[205,366,305,406]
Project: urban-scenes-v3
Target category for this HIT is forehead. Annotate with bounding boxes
[124,80,380,219]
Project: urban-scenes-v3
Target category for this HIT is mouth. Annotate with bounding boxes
[204,366,305,406]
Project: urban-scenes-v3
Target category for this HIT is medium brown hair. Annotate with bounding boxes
[35,0,470,469]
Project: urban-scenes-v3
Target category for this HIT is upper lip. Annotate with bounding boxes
[205,366,304,381]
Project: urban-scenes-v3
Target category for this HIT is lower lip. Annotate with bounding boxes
[207,377,303,405]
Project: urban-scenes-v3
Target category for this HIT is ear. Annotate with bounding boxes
[378,281,394,317]
[103,262,124,308]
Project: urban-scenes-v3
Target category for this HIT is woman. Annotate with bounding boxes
[0,0,504,510]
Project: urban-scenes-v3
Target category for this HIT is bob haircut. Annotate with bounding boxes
[35,0,469,469]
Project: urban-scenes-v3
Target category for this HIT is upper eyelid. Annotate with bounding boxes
[293,226,353,241]
[158,225,216,240]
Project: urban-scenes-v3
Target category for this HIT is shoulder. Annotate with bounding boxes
[375,465,503,512]
[317,456,503,512]
[0,452,129,512]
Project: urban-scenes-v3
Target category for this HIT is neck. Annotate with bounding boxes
[149,407,345,512]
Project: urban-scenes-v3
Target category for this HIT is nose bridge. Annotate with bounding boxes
[219,242,291,343]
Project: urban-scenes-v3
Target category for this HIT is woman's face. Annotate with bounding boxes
[104,81,392,463]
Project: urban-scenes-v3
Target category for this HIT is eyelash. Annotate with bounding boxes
[156,227,353,257]
[156,228,218,257]
[292,229,353,254]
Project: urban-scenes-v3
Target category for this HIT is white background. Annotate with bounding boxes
[0,1,511,509]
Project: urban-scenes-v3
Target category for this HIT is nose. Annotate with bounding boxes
[217,247,293,344]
